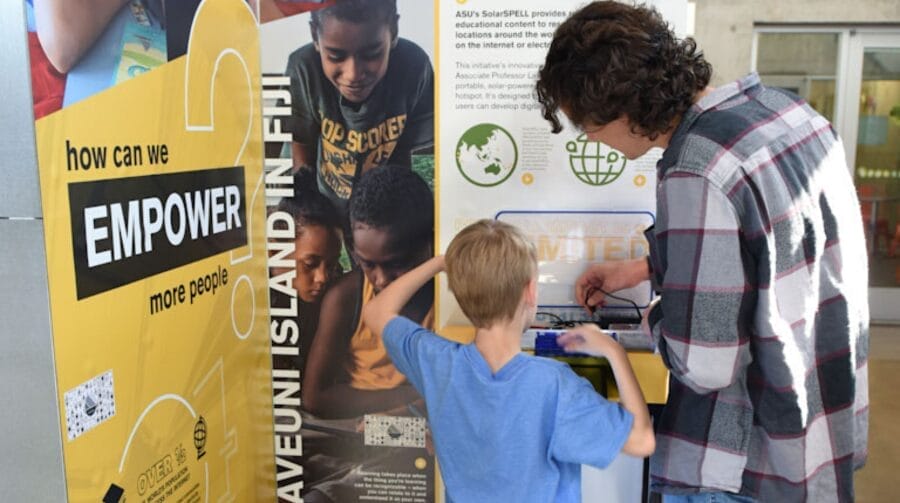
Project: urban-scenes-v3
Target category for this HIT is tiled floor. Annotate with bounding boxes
[855,323,900,502]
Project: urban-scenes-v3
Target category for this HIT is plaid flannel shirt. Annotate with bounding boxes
[645,73,869,502]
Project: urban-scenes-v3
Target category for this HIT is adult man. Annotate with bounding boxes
[536,2,869,502]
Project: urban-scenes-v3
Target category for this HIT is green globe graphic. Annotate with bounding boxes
[455,123,518,187]
[567,134,627,186]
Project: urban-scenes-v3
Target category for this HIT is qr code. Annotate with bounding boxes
[363,415,427,448]
[64,370,116,441]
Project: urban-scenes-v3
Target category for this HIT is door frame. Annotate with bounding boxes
[754,27,900,323]
[841,31,900,323]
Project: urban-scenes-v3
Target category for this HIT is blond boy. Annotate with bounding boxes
[363,219,654,502]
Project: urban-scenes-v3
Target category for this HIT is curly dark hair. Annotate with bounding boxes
[275,166,342,233]
[535,1,711,139]
[348,165,433,249]
[310,0,399,42]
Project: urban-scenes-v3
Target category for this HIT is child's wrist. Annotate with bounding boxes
[603,343,628,362]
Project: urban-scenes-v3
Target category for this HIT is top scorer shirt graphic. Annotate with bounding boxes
[286,37,434,216]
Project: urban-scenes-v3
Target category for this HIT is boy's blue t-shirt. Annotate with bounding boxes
[383,316,634,503]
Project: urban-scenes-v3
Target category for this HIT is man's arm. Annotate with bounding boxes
[648,174,753,393]
[362,255,444,337]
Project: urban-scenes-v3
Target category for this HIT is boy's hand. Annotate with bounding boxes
[556,324,623,359]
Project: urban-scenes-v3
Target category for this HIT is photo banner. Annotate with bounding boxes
[260,0,437,501]
[27,0,275,500]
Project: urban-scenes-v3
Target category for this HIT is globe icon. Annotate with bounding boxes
[455,123,518,187]
[567,134,627,186]
[194,416,207,458]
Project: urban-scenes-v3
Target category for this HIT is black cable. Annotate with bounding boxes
[535,312,577,328]
[536,287,643,330]
[584,286,643,321]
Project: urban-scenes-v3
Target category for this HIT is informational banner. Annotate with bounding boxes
[27,0,275,501]
[437,0,687,328]
[260,1,437,501]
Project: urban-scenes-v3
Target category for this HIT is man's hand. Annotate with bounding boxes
[575,258,651,314]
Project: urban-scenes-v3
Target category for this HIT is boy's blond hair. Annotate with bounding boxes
[445,219,537,328]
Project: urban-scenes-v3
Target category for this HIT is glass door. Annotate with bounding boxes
[844,32,900,322]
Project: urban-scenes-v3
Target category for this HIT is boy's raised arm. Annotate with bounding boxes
[362,255,445,336]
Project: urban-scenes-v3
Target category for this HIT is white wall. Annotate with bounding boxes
[0,1,68,500]
[693,0,900,85]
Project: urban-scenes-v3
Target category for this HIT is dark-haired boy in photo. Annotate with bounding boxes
[286,0,434,219]
[299,165,434,502]
[303,164,433,419]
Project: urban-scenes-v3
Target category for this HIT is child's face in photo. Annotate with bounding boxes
[290,224,342,303]
[352,223,430,293]
[314,15,394,103]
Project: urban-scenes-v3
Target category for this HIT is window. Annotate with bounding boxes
[755,27,900,318]
[755,32,840,121]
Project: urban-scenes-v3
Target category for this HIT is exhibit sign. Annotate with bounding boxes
[27,0,275,501]
[260,0,437,501]
[437,0,687,327]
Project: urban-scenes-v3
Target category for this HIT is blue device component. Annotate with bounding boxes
[524,325,655,357]
[533,330,572,357]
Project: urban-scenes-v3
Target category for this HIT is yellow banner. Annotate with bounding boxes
[32,0,275,501]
